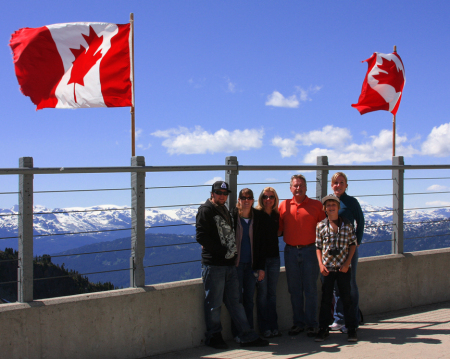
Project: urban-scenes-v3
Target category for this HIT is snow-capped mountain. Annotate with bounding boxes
[1,203,449,255]
[0,204,198,254]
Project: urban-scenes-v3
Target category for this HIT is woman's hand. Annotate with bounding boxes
[258,270,265,282]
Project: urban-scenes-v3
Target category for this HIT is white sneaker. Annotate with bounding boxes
[329,322,344,331]
[340,325,348,334]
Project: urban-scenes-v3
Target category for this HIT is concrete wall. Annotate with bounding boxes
[1,248,450,359]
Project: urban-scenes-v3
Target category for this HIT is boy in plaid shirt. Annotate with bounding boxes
[315,194,358,342]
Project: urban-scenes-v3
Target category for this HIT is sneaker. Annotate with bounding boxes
[263,330,273,338]
[240,337,269,347]
[314,328,330,342]
[272,329,282,337]
[206,333,229,350]
[234,336,241,344]
[306,327,318,337]
[340,325,348,334]
[288,325,304,336]
[329,322,344,331]
[347,328,358,342]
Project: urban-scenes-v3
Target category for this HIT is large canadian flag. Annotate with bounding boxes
[10,22,132,110]
[351,52,405,116]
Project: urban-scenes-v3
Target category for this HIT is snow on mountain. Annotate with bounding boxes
[1,203,449,235]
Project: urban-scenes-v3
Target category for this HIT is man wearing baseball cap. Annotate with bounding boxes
[315,194,358,342]
[196,181,268,349]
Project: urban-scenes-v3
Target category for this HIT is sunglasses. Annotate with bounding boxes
[240,196,254,201]
[214,190,229,196]
[262,195,275,200]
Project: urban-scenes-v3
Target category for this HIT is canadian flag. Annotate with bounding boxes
[10,22,132,110]
[351,52,405,116]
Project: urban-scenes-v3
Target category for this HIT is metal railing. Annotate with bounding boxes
[1,155,450,302]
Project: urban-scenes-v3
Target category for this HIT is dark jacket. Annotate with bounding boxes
[196,199,237,266]
[338,192,365,245]
[231,207,269,271]
[261,210,280,259]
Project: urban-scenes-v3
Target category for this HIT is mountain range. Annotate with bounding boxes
[1,203,450,288]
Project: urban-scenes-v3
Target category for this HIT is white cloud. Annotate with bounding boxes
[265,86,322,108]
[188,77,206,89]
[272,126,419,164]
[137,143,151,150]
[272,136,298,157]
[135,128,143,139]
[225,77,237,93]
[205,177,223,185]
[427,184,449,191]
[265,91,299,108]
[152,126,264,155]
[421,122,450,157]
[425,201,450,207]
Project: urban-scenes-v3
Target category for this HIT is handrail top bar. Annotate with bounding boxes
[2,163,450,175]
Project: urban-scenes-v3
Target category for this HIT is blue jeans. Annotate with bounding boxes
[231,262,257,337]
[333,247,360,326]
[319,269,357,329]
[284,244,319,329]
[256,256,281,333]
[201,264,259,344]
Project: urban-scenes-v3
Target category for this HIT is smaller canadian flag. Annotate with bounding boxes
[10,22,132,110]
[352,52,405,116]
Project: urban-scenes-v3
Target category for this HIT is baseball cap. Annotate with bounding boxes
[321,194,340,204]
[211,181,232,193]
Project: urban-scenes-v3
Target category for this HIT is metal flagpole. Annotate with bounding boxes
[392,45,397,157]
[130,13,136,157]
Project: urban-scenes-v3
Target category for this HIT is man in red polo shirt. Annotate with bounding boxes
[279,174,326,337]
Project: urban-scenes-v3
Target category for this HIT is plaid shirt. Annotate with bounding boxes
[316,216,356,271]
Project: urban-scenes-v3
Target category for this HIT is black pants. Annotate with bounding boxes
[319,269,357,329]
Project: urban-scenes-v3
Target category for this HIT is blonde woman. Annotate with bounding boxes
[230,188,269,342]
[255,187,282,338]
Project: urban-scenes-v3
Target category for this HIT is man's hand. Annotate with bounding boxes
[319,263,329,276]
[339,263,350,273]
[258,270,265,282]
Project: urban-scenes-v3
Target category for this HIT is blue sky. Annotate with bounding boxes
[1,1,450,210]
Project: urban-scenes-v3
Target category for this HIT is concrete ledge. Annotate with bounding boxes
[1,248,450,359]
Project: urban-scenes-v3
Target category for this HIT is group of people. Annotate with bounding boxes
[195,172,364,349]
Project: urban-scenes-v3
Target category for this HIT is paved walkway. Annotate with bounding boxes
[146,301,450,359]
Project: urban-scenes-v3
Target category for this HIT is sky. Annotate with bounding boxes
[1,1,450,211]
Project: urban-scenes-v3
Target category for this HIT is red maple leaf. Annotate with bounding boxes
[372,57,404,93]
[68,26,103,102]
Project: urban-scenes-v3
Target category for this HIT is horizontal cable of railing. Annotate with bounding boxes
[3,163,450,176]
[45,247,132,259]
[0,258,19,263]
[0,213,19,217]
[363,209,392,213]
[33,228,131,238]
[361,239,394,245]
[35,187,131,194]
[403,219,450,225]
[404,205,450,211]
[33,207,131,215]
[404,233,450,241]
[145,223,194,229]
[0,236,18,240]
[404,191,450,196]
[348,178,392,182]
[0,280,18,286]
[365,223,393,228]
[405,177,450,180]
[0,191,18,195]
[354,193,392,198]
[143,259,200,269]
[33,267,132,281]
[145,204,201,209]
[145,242,197,249]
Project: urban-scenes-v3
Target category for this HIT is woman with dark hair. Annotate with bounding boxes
[230,188,269,342]
[255,187,282,338]
[329,172,365,333]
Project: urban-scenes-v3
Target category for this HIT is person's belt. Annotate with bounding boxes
[287,243,315,249]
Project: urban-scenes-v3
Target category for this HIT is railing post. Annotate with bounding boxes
[18,157,34,302]
[131,156,145,287]
[225,156,239,210]
[316,156,329,201]
[392,156,404,254]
